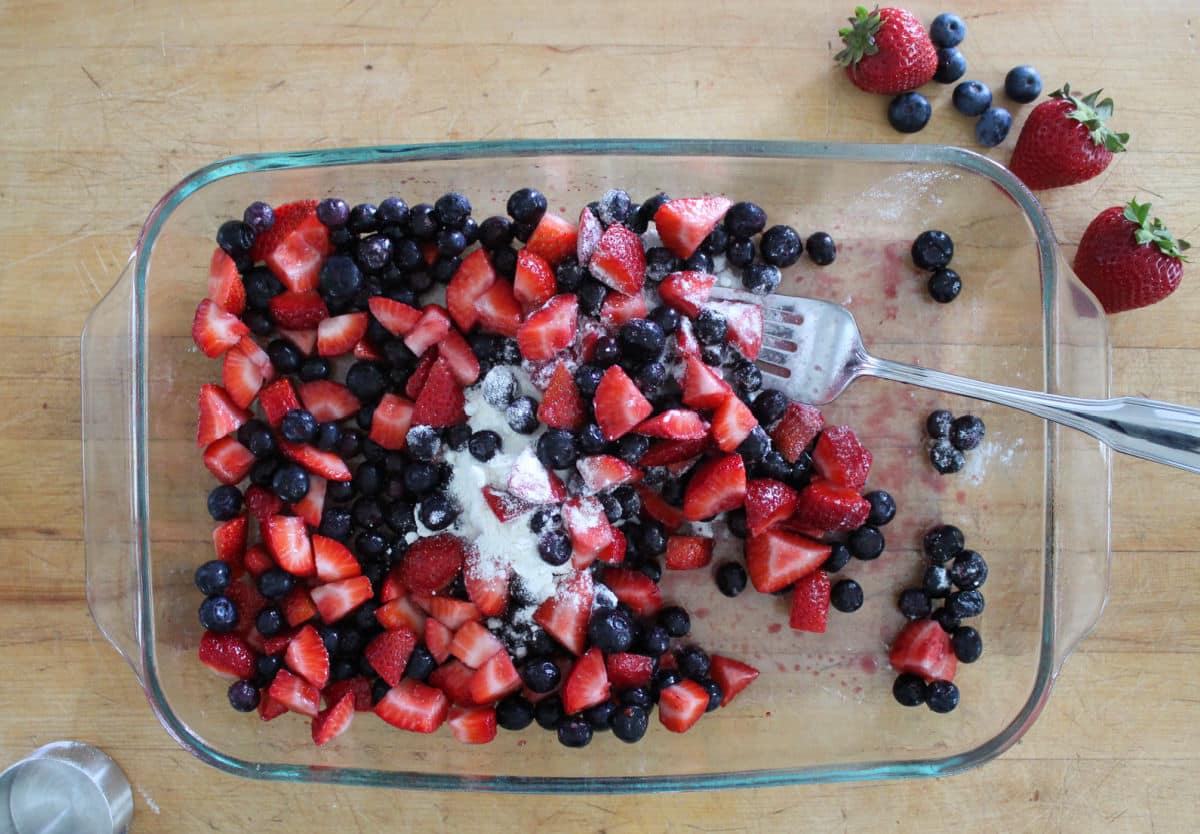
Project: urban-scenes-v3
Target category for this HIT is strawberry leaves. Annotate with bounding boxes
[834,6,883,68]
[1052,83,1129,153]
[1124,198,1191,261]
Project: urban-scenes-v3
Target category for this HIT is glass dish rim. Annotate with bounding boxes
[131,138,1068,792]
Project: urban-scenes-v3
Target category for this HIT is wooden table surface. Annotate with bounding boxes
[3,0,1198,830]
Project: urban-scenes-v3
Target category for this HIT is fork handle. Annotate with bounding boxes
[863,356,1200,473]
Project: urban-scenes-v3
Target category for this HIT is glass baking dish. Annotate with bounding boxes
[81,139,1111,792]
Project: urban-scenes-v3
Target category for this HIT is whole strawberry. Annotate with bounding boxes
[1009,84,1129,190]
[835,6,937,95]
[1074,198,1190,313]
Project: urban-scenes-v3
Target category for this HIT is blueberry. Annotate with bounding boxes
[257,567,295,601]
[618,319,666,361]
[347,203,379,234]
[848,525,885,560]
[430,255,461,285]
[533,695,565,730]
[635,361,669,396]
[950,415,985,450]
[249,458,277,488]
[975,107,1013,148]
[830,579,864,612]
[887,92,932,133]
[596,189,633,226]
[572,365,603,399]
[926,680,960,713]
[271,463,309,503]
[216,220,255,258]
[418,493,458,531]
[402,461,439,498]
[582,700,618,732]
[267,338,302,374]
[932,606,962,633]
[242,201,275,234]
[615,433,650,466]
[892,673,927,707]
[742,262,782,295]
[357,234,393,272]
[611,705,649,743]
[372,196,407,227]
[930,439,965,473]
[407,204,438,240]
[934,47,967,84]
[598,492,623,523]
[658,606,690,638]
[199,595,237,632]
[671,645,707,681]
[243,310,272,337]
[864,490,896,526]
[750,389,789,426]
[929,12,966,47]
[898,588,933,620]
[506,396,540,434]
[557,716,593,748]
[724,507,748,539]
[950,550,988,590]
[511,219,537,243]
[804,231,837,266]
[468,430,501,462]
[577,280,607,317]
[700,343,727,366]
[592,335,620,367]
[723,202,767,238]
[207,485,243,521]
[928,268,962,303]
[951,626,983,663]
[638,192,671,226]
[253,653,283,686]
[572,423,604,456]
[923,564,953,599]
[319,507,353,541]
[354,461,385,497]
[644,247,681,283]
[638,559,663,583]
[759,224,803,267]
[613,486,641,520]
[194,560,232,597]
[345,361,388,403]
[492,337,522,366]
[924,525,964,563]
[538,530,572,566]
[650,669,682,701]
[243,267,284,311]
[683,250,714,273]
[638,625,671,658]
[714,561,747,597]
[737,426,771,463]
[431,192,471,229]
[620,687,653,709]
[406,426,441,462]
[280,409,318,444]
[384,501,416,537]
[434,227,466,258]
[548,257,583,295]
[925,410,953,439]
[506,188,548,225]
[694,308,728,345]
[392,237,423,271]
[948,589,985,619]
[298,357,331,383]
[725,237,756,267]
[227,679,260,712]
[495,694,535,731]
[1004,65,1042,103]
[477,215,513,251]
[317,198,350,228]
[822,543,853,573]
[585,608,633,654]
[952,80,992,117]
[701,224,729,256]
[520,656,562,694]
[636,522,667,556]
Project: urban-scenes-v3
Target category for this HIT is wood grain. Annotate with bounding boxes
[1,0,1198,831]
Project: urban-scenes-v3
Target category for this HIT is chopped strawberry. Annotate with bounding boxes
[264,515,315,577]
[589,223,646,296]
[709,655,759,707]
[285,624,330,688]
[602,567,663,617]
[426,596,482,631]
[420,240,438,266]
[352,335,384,362]
[368,392,415,450]
[224,576,266,627]
[469,650,521,704]
[278,440,352,481]
[448,704,498,744]
[789,569,831,633]
[889,619,957,683]
[576,206,603,265]
[324,677,373,712]
[681,355,734,410]
[563,495,616,570]
[532,571,594,655]
[658,271,716,317]
[562,647,611,715]
[427,659,477,706]
[281,585,318,627]
[310,576,372,624]
[368,296,422,336]
[257,693,289,722]
[222,342,267,408]
[437,328,481,385]
[404,305,452,356]
[399,532,466,593]
[635,485,685,533]
[242,543,274,577]
[600,526,627,565]
[638,437,709,467]
[771,402,825,460]
[261,629,297,659]
[207,248,245,314]
[277,327,317,355]
[268,669,321,718]
[198,630,256,679]
[474,278,523,337]
[291,473,326,527]
[792,479,871,533]
[257,378,301,427]
[192,298,249,358]
[463,552,511,616]
[507,447,568,504]
[364,627,418,687]
[269,290,329,330]
[711,393,758,452]
[315,312,368,358]
[251,201,332,293]
[525,212,578,266]
[450,621,504,669]
[537,361,585,430]
[513,249,557,312]
[745,528,829,593]
[411,358,465,427]
[605,652,655,691]
[446,249,497,332]
[375,679,449,733]
[376,596,427,634]
[658,679,709,733]
[296,380,359,422]
[424,617,454,663]
[683,453,746,521]
[812,425,873,490]
[311,692,355,746]
[664,536,714,570]
[203,436,255,485]
[244,486,282,528]
[405,349,438,399]
[594,365,653,441]
[635,409,709,441]
[744,479,800,537]
[600,290,648,326]
[197,384,251,446]
[675,316,701,356]
[212,515,249,570]
[654,197,732,259]
[517,294,578,361]
[576,455,642,492]
[708,300,763,361]
[479,487,533,524]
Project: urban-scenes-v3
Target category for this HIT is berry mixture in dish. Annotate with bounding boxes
[190,187,956,749]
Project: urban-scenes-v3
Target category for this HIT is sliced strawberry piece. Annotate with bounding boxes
[258,378,301,427]
[600,527,627,565]
[192,298,249,358]
[771,402,825,460]
[427,659,476,707]
[368,296,422,337]
[296,380,360,422]
[480,486,535,522]
[197,384,251,446]
[437,328,481,386]
[316,312,368,357]
[532,571,594,655]
[745,527,829,593]
[562,495,616,570]
[594,365,653,441]
[576,455,642,492]
[242,543,274,578]
[379,566,407,603]
[222,342,267,408]
[474,278,523,337]
[635,409,709,440]
[711,393,758,452]
[536,361,585,430]
[352,335,384,363]
[605,652,655,691]
[655,197,732,259]
[375,679,449,733]
[264,515,315,577]
[675,316,701,356]
[269,290,329,330]
[658,679,709,733]
[446,249,497,332]
[789,569,831,633]
[364,627,418,687]
[792,479,871,533]
[203,436,256,485]
[469,650,521,704]
[812,425,873,490]
[411,358,465,427]
[449,621,504,669]
[268,669,321,718]
[404,305,452,356]
[291,473,326,527]
[513,249,557,313]
[681,355,734,411]
[664,536,714,570]
[398,532,467,593]
[311,575,372,624]
[600,290,648,326]
[448,704,498,744]
[244,486,282,528]
[277,327,317,356]
[405,350,438,399]
[312,692,355,746]
[281,585,318,627]
[659,271,716,318]
[249,201,312,261]
[420,240,439,266]
[426,596,482,631]
[265,212,332,293]
[683,453,746,521]
[198,631,256,679]
[638,437,709,467]
[525,212,578,266]
[562,647,611,715]
[257,693,289,721]
[666,457,701,477]
[709,300,764,361]
[424,617,454,663]
[285,624,330,688]
[576,206,603,265]
[635,485,685,533]
[517,294,578,361]
[278,440,352,481]
[323,676,374,712]
[360,392,412,451]
[889,619,958,683]
[376,596,426,633]
[745,479,800,537]
[507,447,568,504]
[602,567,663,617]
[588,223,646,296]
[709,656,759,707]
[224,575,266,627]
[463,552,511,616]
[207,248,246,314]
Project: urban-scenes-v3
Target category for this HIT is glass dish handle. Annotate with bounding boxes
[81,261,143,681]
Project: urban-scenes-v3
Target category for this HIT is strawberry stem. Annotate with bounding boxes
[1051,83,1130,152]
[834,6,883,69]
[1123,198,1191,260]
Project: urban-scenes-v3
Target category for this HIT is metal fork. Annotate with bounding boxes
[709,288,1200,474]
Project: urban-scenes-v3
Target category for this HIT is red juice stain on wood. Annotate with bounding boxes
[956,490,966,505]
[767,623,782,634]
[694,607,710,620]
[860,656,879,675]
